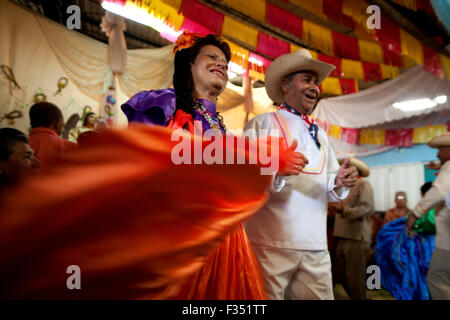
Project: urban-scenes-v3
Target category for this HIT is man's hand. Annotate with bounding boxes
[278,139,309,176]
[336,158,358,188]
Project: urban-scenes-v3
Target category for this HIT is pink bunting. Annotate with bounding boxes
[341,128,360,145]
[266,3,302,38]
[257,33,290,59]
[385,129,413,147]
[180,0,224,34]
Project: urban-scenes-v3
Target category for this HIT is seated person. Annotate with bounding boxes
[69,112,97,143]
[28,102,75,166]
[0,128,41,193]
[383,191,410,225]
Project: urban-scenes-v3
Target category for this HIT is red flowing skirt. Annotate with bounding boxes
[0,125,269,299]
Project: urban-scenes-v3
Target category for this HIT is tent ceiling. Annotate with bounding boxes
[10,0,450,93]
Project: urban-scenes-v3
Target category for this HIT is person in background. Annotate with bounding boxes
[68,112,97,143]
[383,191,409,225]
[28,102,75,167]
[332,158,374,300]
[0,128,41,193]
[407,133,450,299]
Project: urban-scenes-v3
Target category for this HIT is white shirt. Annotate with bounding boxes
[243,109,349,250]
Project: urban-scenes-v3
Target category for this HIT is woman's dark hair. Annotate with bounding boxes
[83,112,96,126]
[0,127,29,161]
[420,182,433,196]
[173,34,231,116]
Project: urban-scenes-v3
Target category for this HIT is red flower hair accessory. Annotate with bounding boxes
[173,31,202,53]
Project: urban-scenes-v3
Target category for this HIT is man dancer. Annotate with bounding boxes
[244,49,358,300]
[407,133,450,299]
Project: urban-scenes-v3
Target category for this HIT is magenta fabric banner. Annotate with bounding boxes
[339,78,357,94]
[422,45,442,78]
[181,18,213,36]
[362,62,382,81]
[257,33,290,59]
[385,128,413,147]
[332,32,360,61]
[180,0,224,35]
[323,0,354,29]
[317,54,342,78]
[266,3,302,38]
[341,127,360,145]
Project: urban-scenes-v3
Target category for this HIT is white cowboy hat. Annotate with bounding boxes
[339,157,370,178]
[427,132,450,148]
[265,49,335,103]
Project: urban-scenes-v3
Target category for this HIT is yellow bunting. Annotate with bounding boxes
[290,44,318,59]
[163,0,182,10]
[248,69,265,82]
[400,29,424,65]
[358,39,383,64]
[303,20,334,56]
[381,64,400,79]
[329,124,342,139]
[222,16,258,48]
[341,59,364,79]
[343,0,369,25]
[223,0,266,21]
[127,0,184,30]
[359,129,386,144]
[440,54,450,80]
[391,0,417,10]
[321,78,342,95]
[413,125,447,144]
[227,42,249,70]
[290,0,326,19]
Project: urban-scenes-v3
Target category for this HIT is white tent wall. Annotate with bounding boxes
[365,162,425,212]
[0,1,107,133]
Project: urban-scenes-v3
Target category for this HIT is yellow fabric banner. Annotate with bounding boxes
[358,39,383,64]
[341,59,364,79]
[303,20,334,56]
[223,0,266,21]
[440,54,450,80]
[228,42,249,69]
[290,44,318,59]
[290,0,326,19]
[343,0,369,25]
[413,125,447,144]
[321,78,342,95]
[359,129,386,144]
[222,16,259,48]
[391,0,417,10]
[380,64,400,79]
[135,0,184,30]
[248,69,265,82]
[163,0,182,10]
[400,29,424,65]
[329,124,342,139]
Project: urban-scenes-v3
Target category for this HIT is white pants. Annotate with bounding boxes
[252,245,334,300]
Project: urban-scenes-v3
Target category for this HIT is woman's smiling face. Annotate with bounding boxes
[191,45,229,99]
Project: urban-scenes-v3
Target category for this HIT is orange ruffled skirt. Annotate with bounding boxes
[0,125,269,299]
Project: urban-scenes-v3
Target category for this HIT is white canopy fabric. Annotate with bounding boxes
[313,65,450,128]
[0,1,275,133]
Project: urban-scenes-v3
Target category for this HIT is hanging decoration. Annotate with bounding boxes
[54,77,68,95]
[1,65,21,94]
[0,110,23,125]
[33,90,47,104]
